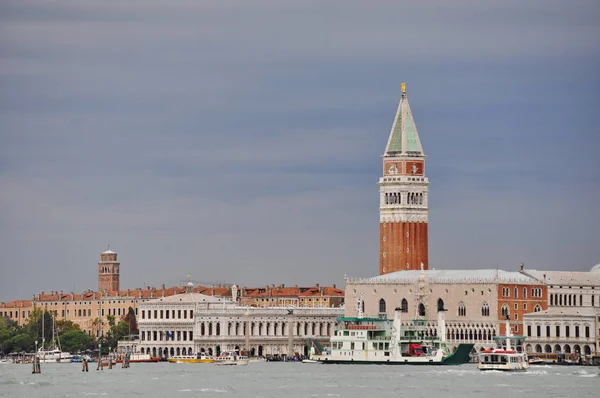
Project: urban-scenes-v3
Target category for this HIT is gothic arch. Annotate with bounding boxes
[458,302,466,317]
[379,298,387,315]
[437,298,444,312]
[481,302,489,317]
[401,298,408,313]
[418,303,426,317]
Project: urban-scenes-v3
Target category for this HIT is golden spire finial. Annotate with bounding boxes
[401,82,406,94]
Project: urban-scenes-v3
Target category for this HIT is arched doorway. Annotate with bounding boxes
[258,345,263,357]
[303,344,309,358]
[216,345,221,356]
[234,345,240,353]
[418,303,425,317]
[544,344,552,353]
[584,345,591,355]
[564,345,571,354]
[553,345,561,353]
[176,347,181,356]
[170,347,175,357]
[250,347,256,357]
[525,344,532,353]
[535,344,542,353]
[208,347,213,356]
[573,344,581,354]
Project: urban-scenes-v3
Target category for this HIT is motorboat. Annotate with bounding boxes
[478,316,529,372]
[214,351,248,366]
[168,353,215,363]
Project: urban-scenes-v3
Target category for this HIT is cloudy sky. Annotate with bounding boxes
[1,0,598,301]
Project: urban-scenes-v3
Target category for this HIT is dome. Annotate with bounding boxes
[591,262,600,272]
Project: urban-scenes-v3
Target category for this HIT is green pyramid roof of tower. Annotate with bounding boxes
[384,84,424,156]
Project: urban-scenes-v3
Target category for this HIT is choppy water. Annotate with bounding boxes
[0,362,597,398]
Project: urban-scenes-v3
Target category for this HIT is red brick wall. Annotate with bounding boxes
[497,284,548,335]
[380,222,428,274]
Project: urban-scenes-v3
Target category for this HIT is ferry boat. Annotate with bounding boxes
[317,296,473,365]
[478,316,529,372]
[214,351,248,366]
[167,353,215,363]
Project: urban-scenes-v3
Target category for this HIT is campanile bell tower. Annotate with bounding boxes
[379,83,429,274]
[98,246,120,293]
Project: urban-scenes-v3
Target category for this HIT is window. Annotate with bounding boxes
[556,325,560,337]
[379,298,387,315]
[585,326,590,338]
[437,298,445,312]
[523,303,527,310]
[458,302,466,317]
[515,325,519,332]
[514,288,518,298]
[401,299,408,313]
[537,325,541,337]
[575,326,580,338]
[501,305,509,318]
[514,313,518,320]
[502,288,510,297]
[141,310,145,319]
[481,302,490,317]
[418,303,426,317]
[546,325,550,337]
[527,325,531,337]
[565,326,570,338]
[514,303,518,310]
[534,304,542,312]
[523,288,527,299]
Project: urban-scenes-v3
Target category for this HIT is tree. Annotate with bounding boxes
[0,316,21,355]
[8,334,34,353]
[56,320,80,335]
[60,330,94,353]
[22,308,54,347]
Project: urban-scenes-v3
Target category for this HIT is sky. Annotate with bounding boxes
[1,0,599,301]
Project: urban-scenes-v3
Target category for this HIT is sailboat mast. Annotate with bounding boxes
[41,310,45,349]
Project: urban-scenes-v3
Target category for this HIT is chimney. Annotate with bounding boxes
[333,284,336,289]
[162,284,166,290]
[316,283,319,288]
[520,263,524,271]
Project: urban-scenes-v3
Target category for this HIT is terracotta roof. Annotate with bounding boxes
[299,287,344,297]
[0,300,33,308]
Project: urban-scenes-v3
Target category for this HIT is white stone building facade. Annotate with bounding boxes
[193,306,343,357]
[137,285,230,358]
[521,264,600,356]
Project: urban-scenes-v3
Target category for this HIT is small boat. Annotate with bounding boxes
[301,359,319,364]
[215,351,248,366]
[168,353,215,364]
[527,356,544,365]
[116,353,160,363]
[478,316,529,372]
